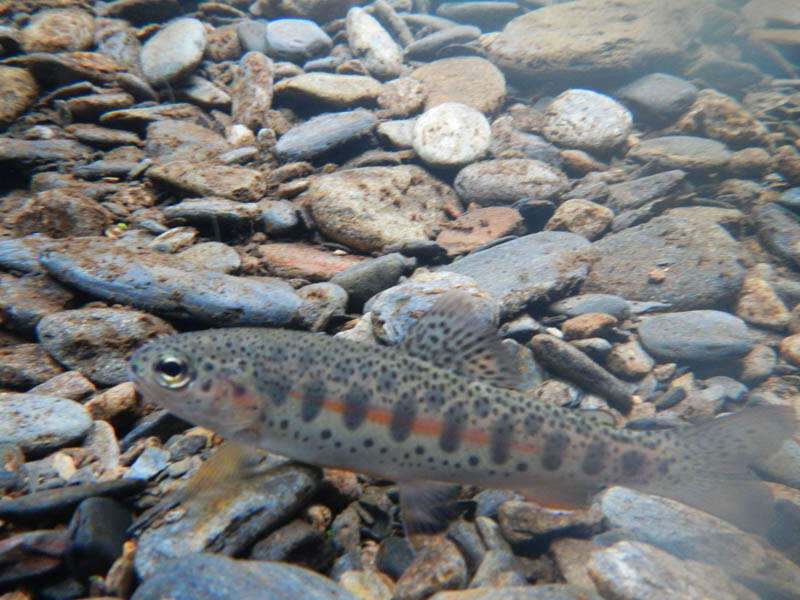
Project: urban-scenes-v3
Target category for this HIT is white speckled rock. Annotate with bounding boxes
[345,7,403,80]
[412,102,491,167]
[307,164,461,253]
[0,393,92,456]
[542,89,632,153]
[141,18,207,87]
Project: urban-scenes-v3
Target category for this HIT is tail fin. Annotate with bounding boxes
[635,405,797,534]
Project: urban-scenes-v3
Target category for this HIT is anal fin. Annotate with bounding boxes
[516,483,598,511]
[398,480,463,548]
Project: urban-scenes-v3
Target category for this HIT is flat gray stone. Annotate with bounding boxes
[588,541,758,600]
[595,487,800,600]
[38,237,300,327]
[580,215,744,311]
[626,135,731,172]
[0,138,92,167]
[140,18,206,86]
[133,461,320,579]
[637,310,753,363]
[753,202,800,269]
[0,394,92,457]
[274,109,377,162]
[435,1,522,31]
[132,553,358,600]
[443,231,590,316]
[606,170,687,212]
[37,308,176,386]
[330,252,416,308]
[454,159,568,206]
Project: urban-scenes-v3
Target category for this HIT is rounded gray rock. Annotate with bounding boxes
[454,158,568,205]
[638,310,753,363]
[236,19,268,54]
[266,19,332,63]
[615,72,698,126]
[346,7,403,80]
[412,102,490,167]
[36,308,176,386]
[542,89,633,153]
[0,394,92,457]
[176,242,241,273]
[141,18,207,87]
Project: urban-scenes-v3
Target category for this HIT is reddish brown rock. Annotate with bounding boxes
[673,89,769,149]
[2,189,113,238]
[410,57,506,114]
[259,243,367,281]
[147,161,266,202]
[22,9,95,53]
[561,312,618,340]
[545,198,613,241]
[779,334,800,367]
[0,66,38,129]
[435,207,524,256]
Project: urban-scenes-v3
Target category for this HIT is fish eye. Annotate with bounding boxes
[153,353,192,389]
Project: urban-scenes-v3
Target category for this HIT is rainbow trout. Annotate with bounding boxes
[129,292,795,534]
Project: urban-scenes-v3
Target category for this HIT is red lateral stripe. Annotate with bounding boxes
[287,390,542,455]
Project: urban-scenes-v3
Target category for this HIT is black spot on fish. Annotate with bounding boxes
[268,346,288,362]
[200,380,211,392]
[390,393,416,442]
[541,431,570,471]
[425,387,446,409]
[321,429,331,439]
[468,455,479,467]
[256,377,291,406]
[377,370,397,393]
[524,412,544,437]
[489,413,514,465]
[343,385,369,430]
[440,402,467,453]
[620,450,646,478]
[301,379,326,422]
[516,462,528,472]
[581,440,607,475]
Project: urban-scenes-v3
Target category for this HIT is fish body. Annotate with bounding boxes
[129,292,795,533]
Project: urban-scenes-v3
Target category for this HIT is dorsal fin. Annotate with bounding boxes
[399,291,521,390]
